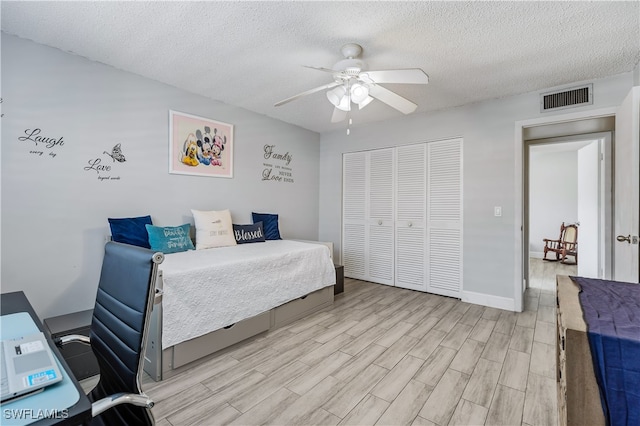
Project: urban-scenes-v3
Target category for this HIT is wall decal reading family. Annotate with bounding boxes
[262,144,294,183]
[18,127,64,158]
[84,143,126,181]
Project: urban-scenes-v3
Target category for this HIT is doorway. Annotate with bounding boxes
[525,133,612,290]
[515,88,639,312]
[513,108,618,311]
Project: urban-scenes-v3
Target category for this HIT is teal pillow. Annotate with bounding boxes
[145,224,195,254]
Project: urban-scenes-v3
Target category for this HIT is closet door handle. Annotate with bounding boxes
[408,222,413,227]
[378,220,382,225]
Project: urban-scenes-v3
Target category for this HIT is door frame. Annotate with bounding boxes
[514,106,617,311]
[525,133,612,281]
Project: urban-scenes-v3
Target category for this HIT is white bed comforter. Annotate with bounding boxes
[160,240,335,349]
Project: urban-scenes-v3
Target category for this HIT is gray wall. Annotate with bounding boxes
[318,73,634,301]
[1,34,322,319]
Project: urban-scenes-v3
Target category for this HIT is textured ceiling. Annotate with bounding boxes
[2,1,639,134]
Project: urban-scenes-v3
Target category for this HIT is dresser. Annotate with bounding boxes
[555,275,604,426]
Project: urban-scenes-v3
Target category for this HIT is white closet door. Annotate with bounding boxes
[342,152,367,280]
[395,143,427,291]
[427,139,463,297]
[368,148,395,285]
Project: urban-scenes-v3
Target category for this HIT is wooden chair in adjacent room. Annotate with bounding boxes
[543,222,578,264]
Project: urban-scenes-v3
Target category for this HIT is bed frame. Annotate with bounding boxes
[143,270,334,381]
[556,275,605,426]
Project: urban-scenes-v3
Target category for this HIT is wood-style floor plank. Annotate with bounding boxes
[418,368,470,425]
[375,379,432,426]
[339,394,389,426]
[449,398,489,426]
[485,384,526,425]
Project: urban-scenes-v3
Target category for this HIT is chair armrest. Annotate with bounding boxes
[91,392,154,417]
[54,334,91,346]
[543,238,561,243]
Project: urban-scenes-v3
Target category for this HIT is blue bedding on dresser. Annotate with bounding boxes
[571,276,640,426]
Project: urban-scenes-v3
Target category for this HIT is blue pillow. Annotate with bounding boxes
[233,222,266,244]
[108,215,153,248]
[252,212,281,240]
[145,224,195,254]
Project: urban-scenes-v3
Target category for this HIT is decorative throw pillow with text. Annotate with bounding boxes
[233,222,266,244]
[146,224,195,254]
[191,209,237,249]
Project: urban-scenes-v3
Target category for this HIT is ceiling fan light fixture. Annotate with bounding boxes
[335,95,351,111]
[351,83,369,104]
[358,95,374,110]
[326,85,346,106]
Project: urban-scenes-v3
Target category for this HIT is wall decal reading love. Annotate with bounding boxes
[84,143,127,181]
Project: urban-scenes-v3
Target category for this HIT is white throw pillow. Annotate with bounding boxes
[191,209,237,250]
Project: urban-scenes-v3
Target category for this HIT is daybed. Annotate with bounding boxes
[143,239,336,381]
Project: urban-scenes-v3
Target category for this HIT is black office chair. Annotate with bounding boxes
[56,241,164,425]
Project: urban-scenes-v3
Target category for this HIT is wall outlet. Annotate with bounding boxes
[494,206,502,217]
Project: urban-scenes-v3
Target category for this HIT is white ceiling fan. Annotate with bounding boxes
[274,43,429,124]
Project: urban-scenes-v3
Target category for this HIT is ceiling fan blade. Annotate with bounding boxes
[331,107,348,123]
[360,69,429,85]
[302,65,338,74]
[368,85,417,114]
[274,81,341,107]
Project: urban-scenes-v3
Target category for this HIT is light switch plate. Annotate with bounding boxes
[494,206,502,217]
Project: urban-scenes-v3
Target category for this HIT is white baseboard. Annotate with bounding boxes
[461,290,516,311]
[530,251,544,259]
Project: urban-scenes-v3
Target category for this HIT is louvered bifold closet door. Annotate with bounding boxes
[427,139,463,298]
[342,152,367,280]
[395,143,427,291]
[368,148,395,285]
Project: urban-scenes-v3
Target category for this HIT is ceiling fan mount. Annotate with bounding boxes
[274,43,429,124]
[340,42,363,59]
[332,43,367,78]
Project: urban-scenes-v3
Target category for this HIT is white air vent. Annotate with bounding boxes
[540,84,593,112]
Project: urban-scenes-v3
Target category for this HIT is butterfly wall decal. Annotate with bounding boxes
[104,143,126,162]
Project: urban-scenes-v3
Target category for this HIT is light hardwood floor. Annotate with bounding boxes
[528,257,577,291]
[119,278,562,426]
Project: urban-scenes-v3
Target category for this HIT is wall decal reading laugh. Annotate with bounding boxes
[18,128,64,158]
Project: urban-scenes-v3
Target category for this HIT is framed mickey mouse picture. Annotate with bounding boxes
[168,110,234,178]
